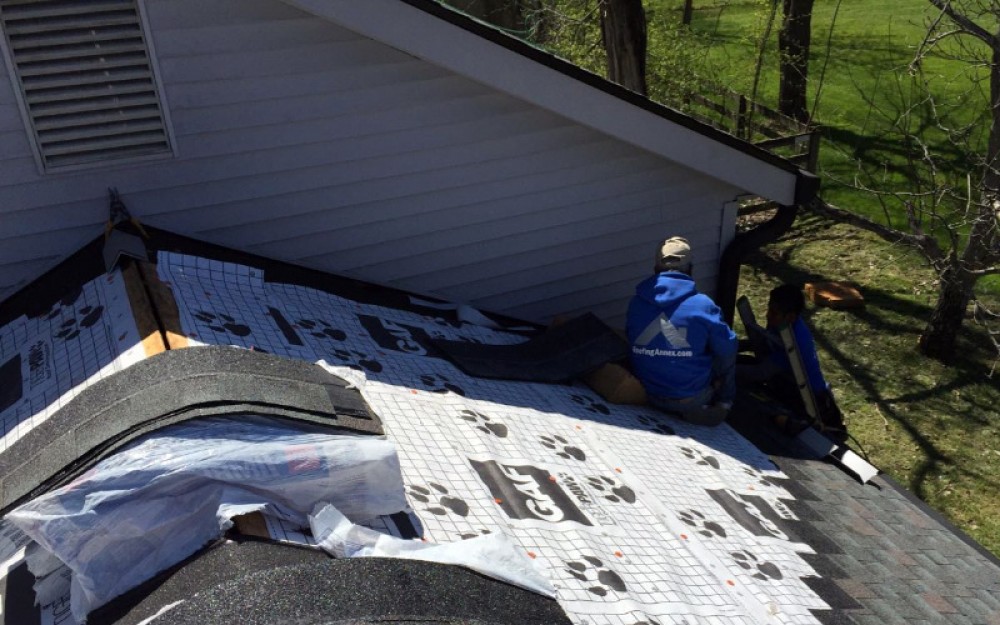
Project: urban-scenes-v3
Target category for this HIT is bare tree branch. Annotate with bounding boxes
[809,0,842,120]
[912,5,952,70]
[808,199,945,260]
[969,266,1000,275]
[922,27,967,51]
[820,0,1000,361]
[927,0,996,46]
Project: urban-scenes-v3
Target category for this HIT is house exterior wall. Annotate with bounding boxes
[0,0,743,327]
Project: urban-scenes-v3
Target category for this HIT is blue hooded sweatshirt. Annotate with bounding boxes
[626,272,737,401]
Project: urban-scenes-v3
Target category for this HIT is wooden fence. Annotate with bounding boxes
[674,86,820,172]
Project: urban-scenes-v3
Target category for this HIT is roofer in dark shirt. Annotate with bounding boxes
[626,237,738,426]
[738,284,846,438]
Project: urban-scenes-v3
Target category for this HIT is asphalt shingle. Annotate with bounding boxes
[730,425,1000,624]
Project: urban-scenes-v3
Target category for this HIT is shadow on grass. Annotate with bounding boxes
[742,231,1000,500]
[822,125,979,177]
[810,322,1000,501]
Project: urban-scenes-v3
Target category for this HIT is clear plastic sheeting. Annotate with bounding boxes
[6,417,407,623]
[25,541,73,605]
[310,502,556,599]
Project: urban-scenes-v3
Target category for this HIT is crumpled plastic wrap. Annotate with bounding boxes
[309,502,556,598]
[7,416,407,623]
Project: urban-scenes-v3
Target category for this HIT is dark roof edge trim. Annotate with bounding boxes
[145,226,543,330]
[0,235,106,326]
[399,0,812,184]
[0,226,542,330]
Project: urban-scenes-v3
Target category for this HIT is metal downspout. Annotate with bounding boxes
[716,203,797,325]
[716,171,819,325]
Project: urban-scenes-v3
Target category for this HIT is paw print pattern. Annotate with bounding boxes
[192,310,252,337]
[53,305,105,340]
[742,466,779,488]
[677,509,727,538]
[44,286,87,322]
[329,348,383,373]
[296,318,347,341]
[459,409,508,438]
[540,435,586,461]
[458,529,492,540]
[636,414,676,436]
[60,286,84,308]
[570,394,610,415]
[45,287,85,320]
[419,373,465,396]
[585,476,636,504]
[680,446,721,470]
[430,316,463,329]
[564,556,627,597]
[732,550,783,581]
[771,498,794,520]
[407,483,469,517]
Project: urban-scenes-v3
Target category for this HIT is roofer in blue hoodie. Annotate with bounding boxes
[627,237,738,426]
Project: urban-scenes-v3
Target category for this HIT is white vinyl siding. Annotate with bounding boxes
[0,0,171,170]
[0,0,745,327]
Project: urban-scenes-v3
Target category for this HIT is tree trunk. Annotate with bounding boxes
[778,0,814,123]
[682,0,693,25]
[985,38,1000,219]
[920,262,977,362]
[917,30,1000,363]
[600,0,648,95]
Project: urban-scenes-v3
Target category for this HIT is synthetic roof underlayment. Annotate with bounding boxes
[1,245,1000,625]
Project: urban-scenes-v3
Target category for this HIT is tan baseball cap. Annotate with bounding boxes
[655,236,692,271]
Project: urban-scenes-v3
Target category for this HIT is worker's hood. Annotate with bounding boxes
[634,272,698,316]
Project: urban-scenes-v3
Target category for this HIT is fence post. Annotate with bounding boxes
[806,129,821,172]
[736,95,747,139]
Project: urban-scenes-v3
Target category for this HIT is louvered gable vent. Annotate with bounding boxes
[0,0,171,170]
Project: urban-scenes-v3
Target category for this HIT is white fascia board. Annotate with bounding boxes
[275,0,799,206]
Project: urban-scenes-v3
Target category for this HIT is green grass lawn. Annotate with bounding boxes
[740,210,1000,555]
[674,0,990,210]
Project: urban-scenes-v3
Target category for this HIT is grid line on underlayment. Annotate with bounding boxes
[158,251,832,625]
[0,270,143,452]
